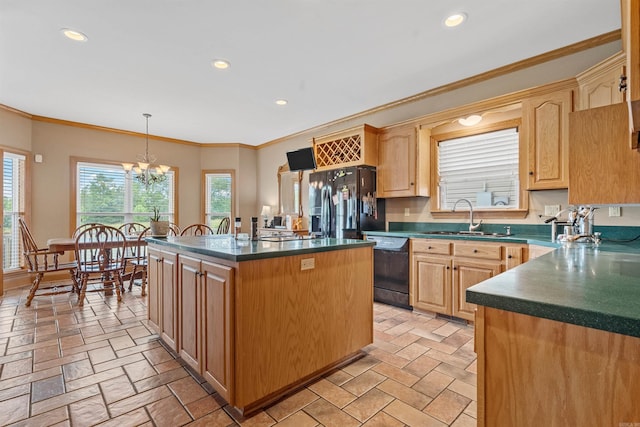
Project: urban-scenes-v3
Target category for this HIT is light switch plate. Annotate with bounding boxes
[301,258,315,270]
[544,205,560,216]
[609,206,621,217]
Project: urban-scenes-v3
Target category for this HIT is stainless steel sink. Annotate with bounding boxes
[418,231,512,237]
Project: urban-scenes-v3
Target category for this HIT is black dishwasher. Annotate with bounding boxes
[366,236,412,310]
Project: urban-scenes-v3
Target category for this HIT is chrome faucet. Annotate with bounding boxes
[452,198,482,232]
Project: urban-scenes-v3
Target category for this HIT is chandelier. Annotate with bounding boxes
[122,113,170,186]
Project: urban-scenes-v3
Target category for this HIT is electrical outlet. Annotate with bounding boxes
[544,205,560,216]
[609,206,621,217]
[404,208,410,217]
[301,258,315,271]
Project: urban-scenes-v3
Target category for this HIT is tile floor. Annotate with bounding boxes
[0,283,477,426]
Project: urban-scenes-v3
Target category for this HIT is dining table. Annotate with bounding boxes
[47,235,147,295]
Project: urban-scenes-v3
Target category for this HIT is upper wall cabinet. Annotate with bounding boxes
[377,124,429,198]
[569,102,640,204]
[522,88,574,190]
[622,0,640,143]
[312,124,379,171]
[576,52,626,111]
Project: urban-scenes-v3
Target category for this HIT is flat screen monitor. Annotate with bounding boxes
[286,147,317,171]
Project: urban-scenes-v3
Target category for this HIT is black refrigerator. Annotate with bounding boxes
[309,165,385,239]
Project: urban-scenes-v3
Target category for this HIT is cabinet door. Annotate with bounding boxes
[147,247,162,334]
[577,54,626,110]
[201,260,234,402]
[569,103,640,204]
[505,245,526,270]
[160,250,177,351]
[178,254,201,372]
[622,0,640,138]
[378,125,418,197]
[523,89,573,190]
[452,259,501,321]
[411,254,451,314]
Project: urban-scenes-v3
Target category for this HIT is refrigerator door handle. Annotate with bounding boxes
[321,186,330,237]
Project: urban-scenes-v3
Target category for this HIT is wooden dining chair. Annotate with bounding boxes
[216,217,231,234]
[119,222,147,236]
[180,223,214,236]
[74,224,127,306]
[168,223,181,236]
[18,217,78,307]
[73,222,103,238]
[127,227,151,296]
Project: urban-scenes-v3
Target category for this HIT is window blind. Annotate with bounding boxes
[438,128,519,209]
[77,162,174,226]
[3,152,26,271]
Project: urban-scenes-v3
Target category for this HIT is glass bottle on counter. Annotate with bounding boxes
[234,217,241,239]
[251,217,258,240]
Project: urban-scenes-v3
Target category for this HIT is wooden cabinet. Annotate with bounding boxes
[178,254,234,402]
[522,88,574,190]
[569,102,640,204]
[312,124,379,171]
[377,124,429,198]
[452,258,501,320]
[147,246,177,350]
[475,305,640,426]
[622,0,640,138]
[411,239,524,321]
[576,52,626,110]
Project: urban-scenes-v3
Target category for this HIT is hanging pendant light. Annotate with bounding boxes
[122,113,170,187]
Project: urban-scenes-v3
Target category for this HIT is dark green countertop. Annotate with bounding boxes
[145,235,374,262]
[466,245,640,338]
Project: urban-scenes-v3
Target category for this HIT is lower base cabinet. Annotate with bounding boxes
[411,239,525,321]
[178,254,234,402]
[475,306,640,425]
[147,242,372,415]
[147,247,178,350]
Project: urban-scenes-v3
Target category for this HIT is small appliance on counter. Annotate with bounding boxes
[308,165,385,239]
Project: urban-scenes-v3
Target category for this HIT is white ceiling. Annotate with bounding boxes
[0,0,621,146]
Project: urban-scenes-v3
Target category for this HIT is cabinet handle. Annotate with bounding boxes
[508,254,513,259]
[446,266,450,270]
[529,171,534,176]
[453,267,457,270]
[473,249,478,253]
[619,75,628,92]
[428,246,433,249]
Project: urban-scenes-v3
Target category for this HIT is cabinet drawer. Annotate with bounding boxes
[453,242,502,260]
[411,239,451,255]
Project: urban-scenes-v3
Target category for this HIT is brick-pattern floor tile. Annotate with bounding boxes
[0,288,477,426]
[303,398,361,427]
[343,388,394,422]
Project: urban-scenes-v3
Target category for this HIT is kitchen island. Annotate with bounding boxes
[466,243,640,426]
[145,235,374,416]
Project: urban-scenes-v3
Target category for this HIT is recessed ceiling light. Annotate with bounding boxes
[444,13,467,28]
[61,28,88,42]
[275,99,288,106]
[458,114,482,126]
[211,59,230,69]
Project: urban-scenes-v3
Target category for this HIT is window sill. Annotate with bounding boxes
[431,209,529,220]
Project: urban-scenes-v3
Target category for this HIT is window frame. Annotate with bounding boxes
[71,156,178,232]
[429,119,529,219]
[202,169,235,230]
[2,147,31,275]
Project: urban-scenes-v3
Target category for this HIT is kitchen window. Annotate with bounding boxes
[75,160,176,227]
[203,170,234,230]
[3,151,27,271]
[432,120,527,216]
